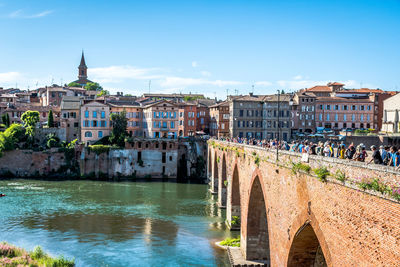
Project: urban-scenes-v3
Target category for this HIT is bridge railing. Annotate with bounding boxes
[209,140,400,203]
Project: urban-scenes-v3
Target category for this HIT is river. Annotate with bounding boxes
[0,179,235,266]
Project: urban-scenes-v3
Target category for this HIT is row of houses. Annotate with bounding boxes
[1,81,399,144]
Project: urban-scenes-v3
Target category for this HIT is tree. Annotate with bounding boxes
[1,113,10,128]
[109,111,127,147]
[125,94,133,97]
[0,124,25,155]
[67,82,82,87]
[21,110,40,143]
[46,133,60,148]
[96,90,110,97]
[47,110,54,128]
[85,82,103,91]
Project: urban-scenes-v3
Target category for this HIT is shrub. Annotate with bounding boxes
[313,167,330,182]
[220,237,240,247]
[254,155,260,167]
[291,162,311,174]
[88,144,111,155]
[334,170,346,183]
[231,216,240,226]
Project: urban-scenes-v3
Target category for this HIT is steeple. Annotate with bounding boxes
[78,50,88,80]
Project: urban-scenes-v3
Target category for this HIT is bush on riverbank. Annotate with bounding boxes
[0,242,74,267]
[219,237,240,247]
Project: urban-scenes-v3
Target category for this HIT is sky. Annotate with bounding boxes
[0,0,399,99]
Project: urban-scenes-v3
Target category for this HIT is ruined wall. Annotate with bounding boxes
[210,141,400,266]
[0,149,66,177]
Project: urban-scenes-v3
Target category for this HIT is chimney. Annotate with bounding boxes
[249,92,253,97]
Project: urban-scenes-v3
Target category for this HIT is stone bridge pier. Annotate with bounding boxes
[208,140,400,266]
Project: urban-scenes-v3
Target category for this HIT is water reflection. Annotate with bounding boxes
[0,180,231,266]
[21,213,178,245]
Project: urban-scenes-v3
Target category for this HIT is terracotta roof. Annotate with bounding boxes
[210,101,229,108]
[305,86,332,92]
[328,82,345,86]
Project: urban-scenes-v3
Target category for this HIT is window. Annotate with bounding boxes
[326,114,330,121]
[367,105,371,111]
[93,111,97,118]
[84,120,90,127]
[221,123,225,129]
[239,110,243,117]
[360,105,364,111]
[334,105,339,110]
[352,114,355,121]
[85,131,92,137]
[98,131,103,138]
[367,115,370,121]
[343,114,347,121]
[343,105,348,110]
[326,105,331,110]
[352,105,356,110]
[319,105,323,110]
[335,114,338,121]
[360,114,364,121]
[101,111,105,118]
[85,111,89,118]
[170,121,175,128]
[200,118,204,124]
[101,120,106,127]
[163,122,167,128]
[92,120,98,127]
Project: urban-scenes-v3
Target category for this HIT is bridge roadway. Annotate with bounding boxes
[208,140,400,267]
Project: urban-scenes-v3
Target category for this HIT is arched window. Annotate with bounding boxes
[85,131,92,137]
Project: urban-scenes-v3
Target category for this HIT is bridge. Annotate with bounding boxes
[208,140,400,266]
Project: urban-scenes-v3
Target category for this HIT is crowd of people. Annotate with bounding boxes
[212,136,400,168]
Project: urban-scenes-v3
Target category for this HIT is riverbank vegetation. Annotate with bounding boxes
[0,242,74,266]
[219,237,240,247]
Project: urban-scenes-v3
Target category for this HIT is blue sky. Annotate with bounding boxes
[0,0,399,99]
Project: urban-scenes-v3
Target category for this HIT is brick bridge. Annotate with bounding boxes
[207,140,400,266]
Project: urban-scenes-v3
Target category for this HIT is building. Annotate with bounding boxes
[80,100,110,145]
[108,100,143,137]
[382,93,400,133]
[229,93,265,139]
[4,105,61,126]
[178,103,197,137]
[142,100,179,138]
[315,96,375,130]
[210,101,230,138]
[304,82,345,97]
[143,93,205,103]
[291,92,316,134]
[73,51,92,86]
[263,94,292,141]
[61,96,83,142]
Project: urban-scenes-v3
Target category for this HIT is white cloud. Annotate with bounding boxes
[293,75,303,80]
[200,71,211,77]
[191,61,198,68]
[7,9,53,19]
[89,65,164,83]
[0,72,22,83]
[160,76,244,88]
[255,81,273,87]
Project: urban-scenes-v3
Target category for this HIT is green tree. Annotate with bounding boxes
[67,82,82,87]
[47,110,54,128]
[85,82,103,91]
[125,94,133,96]
[21,110,40,142]
[109,111,127,147]
[1,113,10,128]
[96,90,110,97]
[0,124,25,155]
[46,133,60,148]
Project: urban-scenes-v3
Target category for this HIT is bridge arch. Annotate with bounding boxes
[211,151,218,194]
[287,222,328,267]
[243,172,270,261]
[218,153,227,207]
[227,163,240,229]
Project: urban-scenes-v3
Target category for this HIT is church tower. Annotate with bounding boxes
[72,51,92,86]
[78,51,88,80]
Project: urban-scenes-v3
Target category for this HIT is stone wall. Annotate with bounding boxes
[209,140,400,266]
[0,149,66,177]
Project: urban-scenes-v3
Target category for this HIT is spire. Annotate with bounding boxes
[79,50,87,67]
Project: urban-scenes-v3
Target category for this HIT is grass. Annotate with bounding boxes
[220,237,240,247]
[334,170,346,183]
[0,242,74,267]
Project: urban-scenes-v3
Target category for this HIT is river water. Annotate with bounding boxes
[0,179,234,266]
